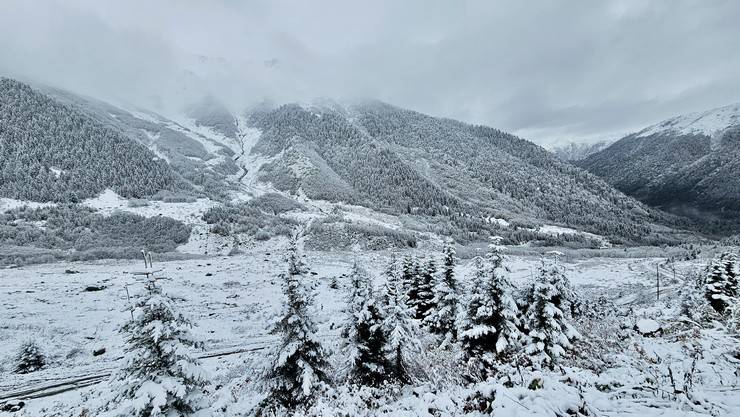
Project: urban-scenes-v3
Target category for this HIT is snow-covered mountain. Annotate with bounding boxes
[244,100,698,244]
[635,102,740,142]
[0,78,184,202]
[0,78,701,250]
[550,141,612,161]
[579,103,740,230]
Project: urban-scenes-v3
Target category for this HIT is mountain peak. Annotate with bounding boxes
[636,102,740,138]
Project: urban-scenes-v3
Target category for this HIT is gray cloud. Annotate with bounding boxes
[1,0,739,145]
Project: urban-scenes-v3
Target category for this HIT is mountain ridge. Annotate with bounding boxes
[0,78,703,245]
[578,102,740,234]
[246,100,696,244]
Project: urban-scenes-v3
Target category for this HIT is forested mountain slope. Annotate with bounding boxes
[579,103,740,228]
[248,101,692,244]
[42,86,242,202]
[0,77,704,245]
[0,78,183,202]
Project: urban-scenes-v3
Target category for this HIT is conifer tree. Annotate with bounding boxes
[425,242,459,341]
[705,253,736,315]
[259,236,330,414]
[384,252,400,284]
[402,255,418,309]
[340,262,391,386]
[350,292,392,386]
[409,258,437,321]
[721,252,738,297]
[380,255,420,383]
[285,234,307,276]
[679,270,712,322]
[727,299,740,334]
[459,245,521,378]
[524,260,580,370]
[441,242,457,288]
[341,261,372,340]
[100,280,208,417]
[13,340,45,374]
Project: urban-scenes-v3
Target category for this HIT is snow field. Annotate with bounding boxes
[2,248,738,415]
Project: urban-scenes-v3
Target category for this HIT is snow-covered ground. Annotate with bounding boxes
[537,225,610,247]
[82,189,219,224]
[0,199,55,212]
[1,246,738,416]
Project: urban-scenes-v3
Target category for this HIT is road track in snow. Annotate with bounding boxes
[1,329,340,404]
[0,342,271,403]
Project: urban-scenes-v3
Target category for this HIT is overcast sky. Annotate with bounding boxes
[2,0,739,146]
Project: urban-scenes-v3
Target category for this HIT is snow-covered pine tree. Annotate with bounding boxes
[329,275,339,289]
[350,290,392,387]
[425,242,459,341]
[259,237,330,414]
[728,299,740,334]
[384,252,399,284]
[679,269,713,323]
[705,254,735,315]
[410,258,437,321]
[459,245,521,379]
[471,254,486,286]
[285,233,307,276]
[402,255,418,310]
[341,261,391,386]
[380,255,420,383]
[721,252,738,298]
[13,340,45,374]
[341,261,372,340]
[523,260,580,370]
[441,242,457,293]
[99,280,208,417]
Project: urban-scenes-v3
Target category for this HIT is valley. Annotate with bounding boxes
[1,78,739,417]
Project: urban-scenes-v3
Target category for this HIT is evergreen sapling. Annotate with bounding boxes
[380,254,420,383]
[259,237,330,414]
[99,280,208,417]
[13,340,45,374]
[459,246,522,379]
[425,242,460,343]
[410,258,437,321]
[523,259,580,370]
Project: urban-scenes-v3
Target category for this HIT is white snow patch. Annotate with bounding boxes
[141,130,169,162]
[635,318,661,335]
[0,198,55,212]
[485,216,510,227]
[81,189,219,224]
[126,108,166,124]
[538,225,610,247]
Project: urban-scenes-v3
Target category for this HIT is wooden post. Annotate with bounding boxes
[656,263,660,301]
[124,284,134,320]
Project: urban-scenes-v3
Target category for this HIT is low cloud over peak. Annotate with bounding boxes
[2,0,739,145]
